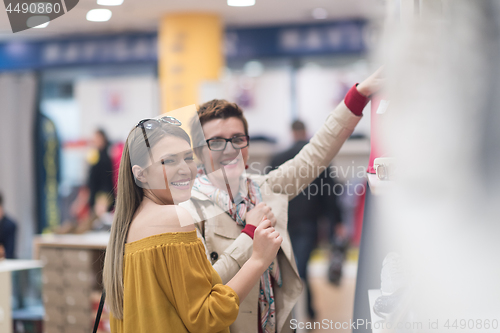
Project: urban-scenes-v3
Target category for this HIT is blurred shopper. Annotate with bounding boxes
[0,191,17,259]
[269,120,344,320]
[62,129,115,233]
[87,129,115,213]
[183,68,383,333]
[103,117,282,333]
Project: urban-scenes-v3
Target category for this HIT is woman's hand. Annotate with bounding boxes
[251,219,282,269]
[226,218,282,302]
[356,66,385,97]
[246,202,276,227]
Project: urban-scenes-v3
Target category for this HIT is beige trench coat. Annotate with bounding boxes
[180,101,361,333]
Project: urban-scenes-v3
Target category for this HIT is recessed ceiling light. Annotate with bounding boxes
[228,0,255,7]
[312,8,328,20]
[97,0,124,6]
[86,9,112,22]
[33,21,49,28]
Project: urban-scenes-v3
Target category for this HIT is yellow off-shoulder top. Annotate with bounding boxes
[110,230,240,333]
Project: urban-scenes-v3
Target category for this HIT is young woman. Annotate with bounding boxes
[183,69,383,333]
[102,118,282,333]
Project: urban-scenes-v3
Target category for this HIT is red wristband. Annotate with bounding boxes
[344,83,370,116]
[241,224,257,239]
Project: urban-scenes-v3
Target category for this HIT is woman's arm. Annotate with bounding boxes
[186,200,270,284]
[266,68,384,200]
[211,233,254,284]
[225,219,282,302]
[157,219,280,332]
[157,237,239,333]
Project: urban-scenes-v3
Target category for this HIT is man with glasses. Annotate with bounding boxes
[182,68,382,333]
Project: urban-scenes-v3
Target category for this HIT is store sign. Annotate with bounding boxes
[41,36,157,65]
[225,20,367,58]
[0,20,367,70]
[0,33,157,70]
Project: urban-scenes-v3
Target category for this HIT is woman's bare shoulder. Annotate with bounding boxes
[159,205,196,231]
[145,205,195,233]
[128,205,195,242]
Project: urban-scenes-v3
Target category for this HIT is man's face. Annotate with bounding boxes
[0,205,3,219]
[199,117,249,185]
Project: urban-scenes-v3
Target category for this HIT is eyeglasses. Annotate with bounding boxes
[206,135,249,151]
[136,116,182,130]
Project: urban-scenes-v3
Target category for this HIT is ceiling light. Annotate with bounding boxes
[312,8,328,20]
[86,9,112,22]
[33,21,49,28]
[97,0,124,6]
[227,0,255,7]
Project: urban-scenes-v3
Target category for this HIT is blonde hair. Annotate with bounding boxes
[102,124,190,319]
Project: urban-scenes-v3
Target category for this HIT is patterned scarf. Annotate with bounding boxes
[193,167,282,333]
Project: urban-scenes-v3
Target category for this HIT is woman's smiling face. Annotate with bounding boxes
[199,117,249,186]
[140,136,197,204]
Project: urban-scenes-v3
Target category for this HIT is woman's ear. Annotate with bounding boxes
[132,165,147,184]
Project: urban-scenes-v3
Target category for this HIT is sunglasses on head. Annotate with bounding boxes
[135,116,183,163]
[135,116,182,130]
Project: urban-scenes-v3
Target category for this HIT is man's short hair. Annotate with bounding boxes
[191,99,249,157]
[291,120,306,132]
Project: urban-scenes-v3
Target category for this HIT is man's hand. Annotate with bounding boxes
[246,202,277,227]
[356,66,385,97]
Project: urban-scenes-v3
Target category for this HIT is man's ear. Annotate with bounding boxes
[132,165,147,183]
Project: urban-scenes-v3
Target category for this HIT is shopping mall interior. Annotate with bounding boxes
[1,0,499,333]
